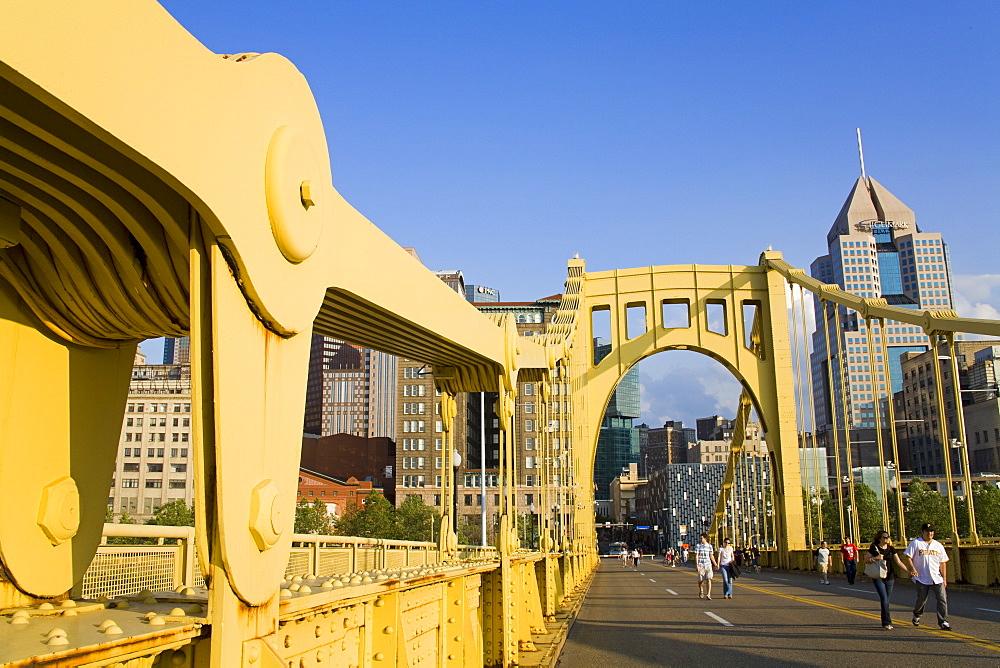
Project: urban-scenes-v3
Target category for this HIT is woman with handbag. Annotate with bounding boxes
[865,530,907,630]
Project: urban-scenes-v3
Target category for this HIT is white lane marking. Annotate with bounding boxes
[649,579,657,582]
[839,587,874,594]
[773,577,790,581]
[665,589,678,596]
[639,573,645,576]
[977,608,1000,613]
[705,611,734,627]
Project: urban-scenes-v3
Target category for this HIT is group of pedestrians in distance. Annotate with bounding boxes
[618,546,643,569]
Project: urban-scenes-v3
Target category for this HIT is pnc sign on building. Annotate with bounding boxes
[855,220,910,232]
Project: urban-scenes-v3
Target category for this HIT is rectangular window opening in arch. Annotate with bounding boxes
[661,299,690,329]
[742,300,762,353]
[591,305,612,365]
[706,299,728,336]
[625,302,647,339]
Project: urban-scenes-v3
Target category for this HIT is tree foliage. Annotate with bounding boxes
[972,483,1000,538]
[904,477,952,538]
[394,495,439,542]
[294,497,334,535]
[146,499,195,527]
[853,483,884,545]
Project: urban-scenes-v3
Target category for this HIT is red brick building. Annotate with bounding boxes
[300,433,396,504]
[297,468,376,518]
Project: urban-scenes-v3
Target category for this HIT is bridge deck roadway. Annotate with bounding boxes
[558,558,1000,666]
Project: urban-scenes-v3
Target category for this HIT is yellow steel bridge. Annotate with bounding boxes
[1,2,998,665]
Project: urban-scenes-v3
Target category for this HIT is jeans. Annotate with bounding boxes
[720,564,733,597]
[844,559,857,584]
[872,577,894,627]
[914,582,949,626]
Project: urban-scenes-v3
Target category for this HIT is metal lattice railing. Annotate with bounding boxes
[82,526,499,600]
[79,547,178,599]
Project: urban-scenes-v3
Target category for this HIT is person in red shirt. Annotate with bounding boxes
[841,539,858,584]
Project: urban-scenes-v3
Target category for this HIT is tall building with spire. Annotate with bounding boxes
[810,176,952,462]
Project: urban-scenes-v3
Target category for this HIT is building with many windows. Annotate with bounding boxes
[394,284,566,544]
[592,339,640,500]
[303,336,397,438]
[110,351,193,520]
[810,176,951,467]
[896,341,1000,476]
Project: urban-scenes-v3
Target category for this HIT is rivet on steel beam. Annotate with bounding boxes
[247,644,261,663]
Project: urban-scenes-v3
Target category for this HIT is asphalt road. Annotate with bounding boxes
[558,558,1000,666]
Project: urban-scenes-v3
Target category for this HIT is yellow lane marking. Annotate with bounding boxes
[656,564,1000,653]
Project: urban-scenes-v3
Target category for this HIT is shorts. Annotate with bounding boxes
[697,564,714,581]
[818,563,829,573]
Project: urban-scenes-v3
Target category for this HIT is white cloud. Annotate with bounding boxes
[635,351,741,426]
[951,275,1000,338]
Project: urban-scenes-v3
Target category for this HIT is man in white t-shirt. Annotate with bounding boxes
[902,523,951,630]
[815,540,831,585]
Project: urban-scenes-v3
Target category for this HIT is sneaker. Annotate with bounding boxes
[912,616,921,627]
[940,622,951,631]
[706,596,712,600]
[699,592,704,599]
[883,625,894,630]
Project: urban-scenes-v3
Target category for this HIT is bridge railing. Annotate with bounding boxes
[76,523,200,600]
[80,525,501,599]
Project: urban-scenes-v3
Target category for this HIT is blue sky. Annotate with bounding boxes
[146,1,999,427]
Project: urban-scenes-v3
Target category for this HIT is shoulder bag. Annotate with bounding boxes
[864,549,888,579]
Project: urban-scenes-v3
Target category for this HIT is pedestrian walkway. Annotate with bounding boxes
[557,558,1000,666]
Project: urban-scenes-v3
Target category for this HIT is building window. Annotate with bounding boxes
[122,463,139,472]
[525,420,534,432]
[121,479,139,488]
[526,438,535,450]
[171,463,187,473]
[168,480,186,489]
[524,403,534,413]
[145,480,162,489]
[147,463,163,473]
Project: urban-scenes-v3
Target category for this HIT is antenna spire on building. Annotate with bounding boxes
[856,128,867,182]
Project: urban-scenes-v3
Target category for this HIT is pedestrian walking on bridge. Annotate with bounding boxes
[695,533,719,600]
[840,538,858,585]
[718,538,736,598]
[865,530,907,630]
[902,523,951,631]
[816,540,831,584]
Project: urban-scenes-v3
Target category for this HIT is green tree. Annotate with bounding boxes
[904,478,952,539]
[456,516,483,546]
[146,499,195,527]
[335,491,396,539]
[972,482,1000,538]
[294,497,333,534]
[853,483,884,545]
[394,496,440,542]
[803,488,842,544]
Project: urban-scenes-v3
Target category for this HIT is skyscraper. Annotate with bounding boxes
[303,337,397,438]
[810,176,950,459]
[593,339,640,499]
